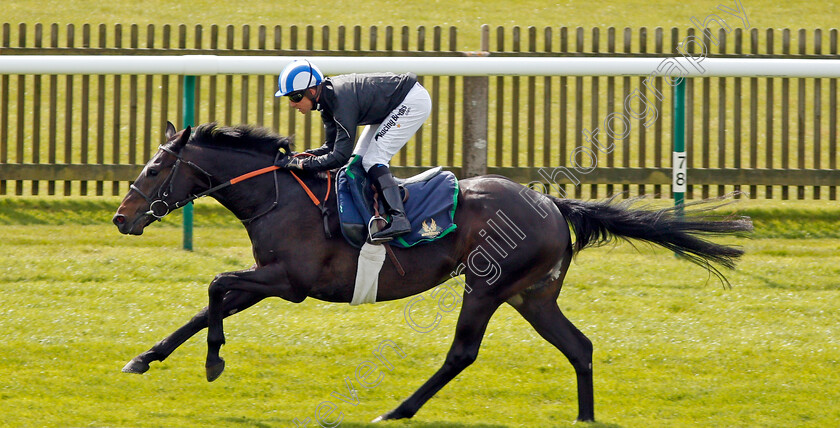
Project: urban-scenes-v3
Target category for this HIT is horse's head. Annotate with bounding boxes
[113,121,211,235]
[114,122,296,234]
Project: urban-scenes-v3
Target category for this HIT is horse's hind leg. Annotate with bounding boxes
[374,293,504,422]
[122,290,264,374]
[511,289,595,422]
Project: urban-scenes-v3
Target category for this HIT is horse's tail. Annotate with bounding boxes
[550,195,754,285]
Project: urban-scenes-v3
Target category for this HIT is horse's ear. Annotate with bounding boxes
[173,125,191,149]
[165,121,177,140]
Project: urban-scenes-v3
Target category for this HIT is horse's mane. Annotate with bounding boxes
[189,123,293,157]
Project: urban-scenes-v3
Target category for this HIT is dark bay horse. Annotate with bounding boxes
[113,122,753,422]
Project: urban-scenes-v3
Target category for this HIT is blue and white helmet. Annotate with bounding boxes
[275,59,324,97]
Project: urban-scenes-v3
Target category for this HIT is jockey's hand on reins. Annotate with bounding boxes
[274,153,305,170]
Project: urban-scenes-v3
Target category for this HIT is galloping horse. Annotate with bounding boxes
[113,122,752,422]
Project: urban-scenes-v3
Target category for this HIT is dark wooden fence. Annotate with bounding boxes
[0,23,838,200]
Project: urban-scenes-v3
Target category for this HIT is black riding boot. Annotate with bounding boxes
[369,166,412,241]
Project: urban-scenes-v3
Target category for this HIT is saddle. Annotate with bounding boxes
[336,155,458,249]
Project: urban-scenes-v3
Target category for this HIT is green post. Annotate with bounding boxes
[672,78,686,216]
[182,75,196,251]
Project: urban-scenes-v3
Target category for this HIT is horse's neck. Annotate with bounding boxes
[199,151,282,221]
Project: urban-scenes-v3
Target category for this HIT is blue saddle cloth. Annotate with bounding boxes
[336,156,458,249]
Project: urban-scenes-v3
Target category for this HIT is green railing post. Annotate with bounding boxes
[182,75,196,251]
[672,78,686,216]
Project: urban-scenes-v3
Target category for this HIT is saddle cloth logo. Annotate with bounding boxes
[421,219,442,238]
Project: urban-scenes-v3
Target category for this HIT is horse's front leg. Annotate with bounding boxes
[122,290,263,374]
[205,263,299,382]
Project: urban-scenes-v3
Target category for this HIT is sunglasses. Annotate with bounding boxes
[288,90,306,103]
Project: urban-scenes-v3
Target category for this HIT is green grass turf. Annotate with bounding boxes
[0,196,838,426]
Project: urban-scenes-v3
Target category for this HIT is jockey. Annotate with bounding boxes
[274,59,432,241]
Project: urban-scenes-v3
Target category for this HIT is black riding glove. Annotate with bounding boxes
[274,154,305,170]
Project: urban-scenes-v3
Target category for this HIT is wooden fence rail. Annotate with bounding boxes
[0,23,838,200]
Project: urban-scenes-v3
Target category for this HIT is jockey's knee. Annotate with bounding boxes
[367,163,390,176]
[362,157,390,173]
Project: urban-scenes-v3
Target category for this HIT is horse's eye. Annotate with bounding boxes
[148,168,159,177]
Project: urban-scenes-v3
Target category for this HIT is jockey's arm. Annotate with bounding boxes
[304,143,331,157]
[296,113,355,171]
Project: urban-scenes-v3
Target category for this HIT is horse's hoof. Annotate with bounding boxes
[371,414,399,422]
[205,359,225,382]
[122,358,150,374]
[372,409,410,422]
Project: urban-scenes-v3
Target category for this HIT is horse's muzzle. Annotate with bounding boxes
[112,213,147,235]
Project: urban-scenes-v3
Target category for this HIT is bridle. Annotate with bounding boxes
[131,143,285,224]
[129,145,331,230]
[130,145,216,220]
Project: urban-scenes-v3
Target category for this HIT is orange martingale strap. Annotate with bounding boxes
[289,171,322,205]
[287,153,333,239]
[287,153,331,206]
